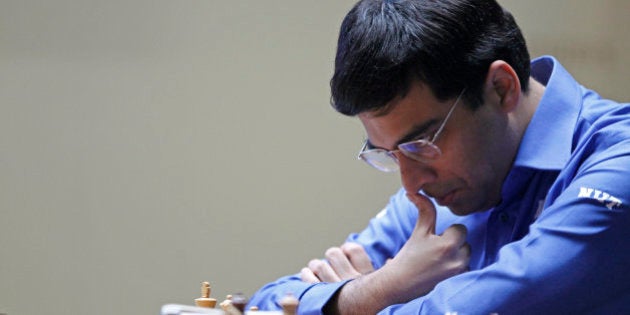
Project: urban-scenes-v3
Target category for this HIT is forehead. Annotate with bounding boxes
[358,82,443,149]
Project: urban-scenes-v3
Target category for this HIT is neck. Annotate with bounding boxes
[515,77,545,135]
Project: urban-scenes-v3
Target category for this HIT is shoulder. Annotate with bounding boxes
[572,90,630,166]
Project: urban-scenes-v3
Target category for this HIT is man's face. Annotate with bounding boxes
[358,82,516,215]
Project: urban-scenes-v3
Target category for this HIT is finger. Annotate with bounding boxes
[460,242,471,260]
[441,224,468,246]
[325,247,362,280]
[456,243,472,274]
[341,242,374,275]
[307,258,342,283]
[406,192,437,235]
[300,267,321,283]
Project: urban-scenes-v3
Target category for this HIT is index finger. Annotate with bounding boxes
[341,242,374,275]
[406,192,437,235]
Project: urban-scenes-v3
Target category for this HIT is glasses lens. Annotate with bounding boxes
[359,150,399,172]
[399,140,442,162]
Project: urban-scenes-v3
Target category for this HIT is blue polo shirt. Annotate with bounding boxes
[247,56,630,314]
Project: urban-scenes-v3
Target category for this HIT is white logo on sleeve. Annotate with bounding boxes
[578,187,622,209]
[375,207,388,219]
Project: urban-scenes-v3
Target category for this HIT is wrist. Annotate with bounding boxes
[331,267,401,315]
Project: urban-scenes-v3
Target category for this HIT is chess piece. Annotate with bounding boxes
[220,294,233,311]
[220,295,243,315]
[279,293,299,315]
[194,281,217,308]
[231,293,248,313]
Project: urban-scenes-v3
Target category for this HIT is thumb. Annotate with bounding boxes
[406,192,437,235]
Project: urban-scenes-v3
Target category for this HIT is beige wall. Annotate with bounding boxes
[1,1,628,314]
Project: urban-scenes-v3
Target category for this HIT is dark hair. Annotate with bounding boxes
[330,0,530,115]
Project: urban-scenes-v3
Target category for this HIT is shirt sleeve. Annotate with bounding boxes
[246,274,349,314]
[378,140,630,314]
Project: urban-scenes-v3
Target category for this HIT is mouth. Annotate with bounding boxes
[432,190,457,206]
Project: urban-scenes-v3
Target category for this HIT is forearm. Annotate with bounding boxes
[324,262,437,315]
[325,274,392,315]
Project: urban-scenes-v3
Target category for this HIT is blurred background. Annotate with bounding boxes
[1,1,628,314]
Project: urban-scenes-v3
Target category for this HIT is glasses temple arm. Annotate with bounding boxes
[430,88,466,143]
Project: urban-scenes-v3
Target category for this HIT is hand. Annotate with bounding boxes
[384,192,471,299]
[328,193,471,314]
[300,242,374,283]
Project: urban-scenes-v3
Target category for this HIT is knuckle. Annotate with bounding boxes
[325,247,343,259]
[453,262,468,274]
[435,238,465,258]
[462,243,472,255]
[439,238,460,252]
[307,259,324,272]
[446,257,470,275]
[299,267,309,276]
[300,267,320,283]
[459,257,471,270]
[447,223,467,235]
[341,242,362,256]
[454,223,468,234]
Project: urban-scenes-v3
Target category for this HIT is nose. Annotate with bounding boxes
[396,152,437,194]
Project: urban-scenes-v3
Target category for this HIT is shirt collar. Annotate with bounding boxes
[512,55,582,170]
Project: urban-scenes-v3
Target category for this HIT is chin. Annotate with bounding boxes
[447,189,500,216]
[448,206,476,216]
[448,200,489,216]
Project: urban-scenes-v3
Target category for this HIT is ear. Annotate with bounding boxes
[483,60,521,113]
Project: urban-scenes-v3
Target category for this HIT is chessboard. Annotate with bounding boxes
[160,281,297,315]
[160,304,286,315]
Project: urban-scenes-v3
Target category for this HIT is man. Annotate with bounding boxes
[248,0,630,313]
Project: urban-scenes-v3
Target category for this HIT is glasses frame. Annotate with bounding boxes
[357,88,466,172]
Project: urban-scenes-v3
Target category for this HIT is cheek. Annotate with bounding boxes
[445,125,488,180]
[448,146,493,190]
[447,155,500,214]
[440,107,512,210]
[446,125,504,205]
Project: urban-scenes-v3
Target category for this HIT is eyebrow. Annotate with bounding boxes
[366,118,440,150]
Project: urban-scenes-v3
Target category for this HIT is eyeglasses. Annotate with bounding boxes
[357,88,466,172]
